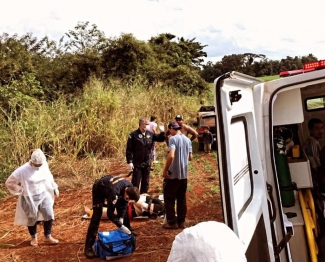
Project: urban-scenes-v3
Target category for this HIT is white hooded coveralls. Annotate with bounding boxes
[5,161,58,226]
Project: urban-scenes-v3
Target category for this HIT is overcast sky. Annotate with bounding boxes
[1,0,324,64]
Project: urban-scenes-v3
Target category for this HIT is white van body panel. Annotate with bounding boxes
[215,68,325,261]
[214,72,275,261]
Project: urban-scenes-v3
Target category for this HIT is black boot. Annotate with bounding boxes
[84,247,96,259]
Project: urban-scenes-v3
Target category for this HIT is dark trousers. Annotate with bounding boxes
[85,183,129,249]
[132,166,151,194]
[85,206,103,249]
[163,178,187,225]
[28,219,53,237]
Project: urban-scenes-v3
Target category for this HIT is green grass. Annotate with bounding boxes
[201,158,215,174]
[259,75,280,82]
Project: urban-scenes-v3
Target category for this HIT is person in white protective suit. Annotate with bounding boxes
[167,221,247,262]
[5,148,60,246]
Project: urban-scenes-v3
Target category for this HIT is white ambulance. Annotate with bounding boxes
[214,61,325,262]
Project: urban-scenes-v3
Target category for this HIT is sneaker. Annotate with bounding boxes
[44,236,59,245]
[178,222,185,229]
[162,223,179,229]
[84,247,96,259]
[30,237,38,246]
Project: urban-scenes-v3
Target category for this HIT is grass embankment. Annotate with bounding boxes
[0,77,213,198]
[259,75,280,82]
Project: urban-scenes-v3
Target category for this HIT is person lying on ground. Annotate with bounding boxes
[84,193,164,221]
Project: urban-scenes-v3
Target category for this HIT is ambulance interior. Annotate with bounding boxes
[272,82,325,261]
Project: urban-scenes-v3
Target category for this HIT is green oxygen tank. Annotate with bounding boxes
[274,128,295,207]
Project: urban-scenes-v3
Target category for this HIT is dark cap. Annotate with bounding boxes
[175,114,183,120]
[168,121,182,130]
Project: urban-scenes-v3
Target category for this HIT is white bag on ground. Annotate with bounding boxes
[167,221,247,262]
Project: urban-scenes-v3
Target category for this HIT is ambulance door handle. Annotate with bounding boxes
[267,182,276,222]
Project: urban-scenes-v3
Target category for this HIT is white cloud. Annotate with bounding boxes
[1,0,324,63]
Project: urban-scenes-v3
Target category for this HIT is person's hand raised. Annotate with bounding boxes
[158,122,165,132]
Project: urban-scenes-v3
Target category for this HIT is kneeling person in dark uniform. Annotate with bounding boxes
[84,175,140,259]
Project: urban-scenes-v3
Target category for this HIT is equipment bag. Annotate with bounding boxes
[94,229,136,260]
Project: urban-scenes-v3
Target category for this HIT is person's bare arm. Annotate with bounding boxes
[163,149,175,179]
[189,152,193,161]
[185,125,198,141]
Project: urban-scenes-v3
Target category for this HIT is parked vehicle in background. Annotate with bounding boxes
[197,112,217,151]
[196,105,215,123]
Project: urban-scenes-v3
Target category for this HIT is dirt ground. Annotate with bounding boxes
[0,154,222,262]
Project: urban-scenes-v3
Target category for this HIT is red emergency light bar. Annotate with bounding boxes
[303,60,325,70]
[280,60,325,77]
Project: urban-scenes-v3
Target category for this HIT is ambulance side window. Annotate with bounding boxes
[229,117,253,218]
[305,96,325,111]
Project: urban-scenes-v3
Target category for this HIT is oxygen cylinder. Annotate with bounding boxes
[274,128,295,207]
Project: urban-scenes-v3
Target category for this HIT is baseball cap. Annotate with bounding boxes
[168,121,182,130]
[175,114,183,120]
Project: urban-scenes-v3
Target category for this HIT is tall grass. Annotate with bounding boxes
[0,77,208,194]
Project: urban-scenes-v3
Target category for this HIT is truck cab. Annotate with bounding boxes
[214,60,325,262]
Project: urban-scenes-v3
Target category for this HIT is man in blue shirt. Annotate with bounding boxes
[162,121,193,229]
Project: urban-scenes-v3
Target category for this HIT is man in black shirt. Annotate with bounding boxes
[126,118,165,193]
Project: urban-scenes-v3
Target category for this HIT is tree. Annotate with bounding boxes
[64,21,108,55]
[162,65,209,95]
[301,54,318,64]
[220,54,245,72]
[0,33,34,85]
[102,33,158,83]
[200,61,223,83]
[0,72,42,112]
[148,33,207,68]
[242,53,266,75]
[178,37,207,67]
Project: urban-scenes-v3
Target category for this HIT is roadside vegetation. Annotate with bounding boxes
[0,77,212,198]
[0,21,318,199]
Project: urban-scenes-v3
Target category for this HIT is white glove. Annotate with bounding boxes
[158,122,165,132]
[119,218,124,224]
[121,225,131,235]
[54,188,59,197]
[128,163,134,170]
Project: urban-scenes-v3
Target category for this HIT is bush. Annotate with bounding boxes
[0,77,209,187]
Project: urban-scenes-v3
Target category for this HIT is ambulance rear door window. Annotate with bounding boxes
[305,96,325,111]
